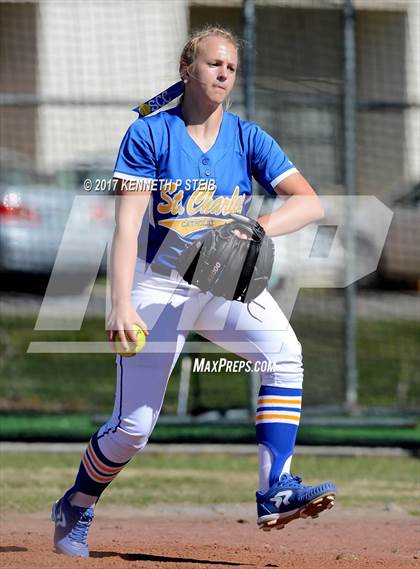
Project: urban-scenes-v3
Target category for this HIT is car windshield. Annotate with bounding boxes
[54,167,113,189]
[394,182,420,207]
[0,168,34,186]
[0,147,38,186]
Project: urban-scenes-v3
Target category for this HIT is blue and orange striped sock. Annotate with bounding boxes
[256,385,302,491]
[70,431,130,500]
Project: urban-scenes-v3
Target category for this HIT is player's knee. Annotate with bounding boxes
[261,338,303,388]
[119,428,149,451]
[114,408,156,450]
[108,426,150,456]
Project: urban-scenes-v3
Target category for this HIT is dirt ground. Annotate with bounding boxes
[0,503,419,569]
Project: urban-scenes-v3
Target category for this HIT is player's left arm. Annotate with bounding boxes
[257,171,324,237]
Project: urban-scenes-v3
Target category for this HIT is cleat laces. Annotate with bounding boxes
[69,509,94,545]
[279,473,303,488]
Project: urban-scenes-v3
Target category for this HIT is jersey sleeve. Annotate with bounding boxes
[113,119,157,181]
[251,126,298,196]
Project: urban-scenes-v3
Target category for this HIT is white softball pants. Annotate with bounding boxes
[97,258,303,463]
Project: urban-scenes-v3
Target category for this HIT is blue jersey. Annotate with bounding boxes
[113,104,297,269]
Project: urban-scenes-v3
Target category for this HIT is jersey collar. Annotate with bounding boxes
[168,104,236,163]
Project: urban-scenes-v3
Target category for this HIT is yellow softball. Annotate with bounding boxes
[114,324,146,357]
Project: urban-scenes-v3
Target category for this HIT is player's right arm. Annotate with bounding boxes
[106,178,151,350]
[108,118,157,350]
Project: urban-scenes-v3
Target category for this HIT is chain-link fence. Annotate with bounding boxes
[0,0,419,421]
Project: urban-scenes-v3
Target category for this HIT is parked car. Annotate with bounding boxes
[264,181,419,290]
[256,194,346,290]
[356,182,420,287]
[0,152,115,291]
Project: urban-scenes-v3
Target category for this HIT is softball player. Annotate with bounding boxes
[52,27,336,557]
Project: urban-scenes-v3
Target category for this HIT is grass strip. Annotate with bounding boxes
[1,314,419,413]
[0,452,418,514]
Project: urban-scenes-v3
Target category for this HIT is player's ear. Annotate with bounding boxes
[180,64,189,83]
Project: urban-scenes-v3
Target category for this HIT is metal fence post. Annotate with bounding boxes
[243,0,257,414]
[243,0,255,122]
[177,355,192,417]
[343,0,359,412]
[249,370,260,415]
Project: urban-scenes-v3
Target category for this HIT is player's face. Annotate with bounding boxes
[188,36,238,106]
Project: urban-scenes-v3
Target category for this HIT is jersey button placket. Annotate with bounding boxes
[199,156,211,178]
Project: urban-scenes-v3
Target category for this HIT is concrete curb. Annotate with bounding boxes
[0,442,411,456]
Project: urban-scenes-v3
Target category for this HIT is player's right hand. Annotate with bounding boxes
[106,303,149,352]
